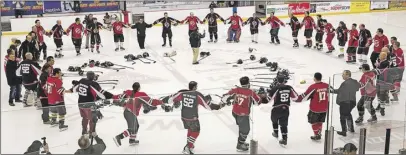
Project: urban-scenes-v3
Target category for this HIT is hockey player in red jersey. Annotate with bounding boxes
[165,81,222,154]
[112,18,129,51]
[112,82,163,146]
[336,21,348,58]
[346,23,359,63]
[370,28,389,68]
[224,76,264,151]
[301,11,316,48]
[181,12,203,36]
[226,11,243,43]
[295,72,329,141]
[390,41,404,103]
[323,19,335,54]
[33,20,49,60]
[46,68,69,131]
[263,12,285,44]
[355,64,377,124]
[66,18,87,56]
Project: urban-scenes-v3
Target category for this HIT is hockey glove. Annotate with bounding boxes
[96,110,103,120]
[162,104,173,112]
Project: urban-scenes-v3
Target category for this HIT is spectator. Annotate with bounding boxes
[5,50,22,106]
[75,132,106,154]
[330,70,360,137]
[74,1,80,12]
[13,1,24,18]
[19,35,38,60]
[333,143,357,154]
[389,36,397,53]
[209,1,217,9]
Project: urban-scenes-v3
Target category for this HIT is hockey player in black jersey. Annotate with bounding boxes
[153,12,181,47]
[17,52,42,107]
[87,18,104,53]
[71,71,114,135]
[50,20,67,58]
[203,8,225,43]
[243,13,264,44]
[314,14,324,50]
[287,13,301,48]
[263,75,298,146]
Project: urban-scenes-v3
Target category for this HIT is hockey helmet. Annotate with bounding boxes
[78,70,84,76]
[259,57,268,64]
[136,54,143,58]
[142,52,150,58]
[95,61,101,67]
[236,59,243,64]
[68,66,75,71]
[248,47,254,53]
[249,55,256,61]
[163,52,169,57]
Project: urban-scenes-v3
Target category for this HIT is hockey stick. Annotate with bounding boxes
[138,58,151,64]
[112,63,134,70]
[143,57,156,63]
[99,82,118,85]
[244,66,269,70]
[83,71,104,74]
[167,56,176,62]
[251,84,268,87]
[62,73,83,77]
[254,77,275,80]
[97,80,119,82]
[254,72,295,76]
[250,81,273,84]
[197,55,210,63]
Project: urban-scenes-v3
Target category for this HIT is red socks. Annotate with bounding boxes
[312,123,323,135]
[187,129,200,148]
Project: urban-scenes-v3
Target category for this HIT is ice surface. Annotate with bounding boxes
[2,11,406,154]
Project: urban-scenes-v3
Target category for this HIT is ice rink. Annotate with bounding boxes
[2,10,406,154]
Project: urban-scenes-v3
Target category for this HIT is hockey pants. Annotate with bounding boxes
[38,42,47,60]
[232,112,250,144]
[50,103,67,121]
[227,28,241,42]
[85,31,90,47]
[79,107,97,134]
[271,106,289,140]
[119,109,139,139]
[338,101,355,132]
[162,29,173,46]
[270,28,280,43]
[325,33,335,50]
[209,26,218,40]
[356,96,376,117]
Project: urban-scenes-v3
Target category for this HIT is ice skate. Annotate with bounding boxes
[310,134,321,141]
[270,41,275,44]
[50,119,58,127]
[59,120,68,131]
[129,139,139,146]
[337,54,344,58]
[85,46,89,49]
[390,98,399,104]
[182,145,194,154]
[9,100,15,106]
[346,60,356,64]
[355,116,363,124]
[254,41,258,44]
[275,41,280,45]
[15,99,22,103]
[317,46,323,51]
[43,120,52,125]
[76,52,81,56]
[380,108,385,116]
[251,40,255,43]
[113,135,122,146]
[162,43,166,47]
[325,50,333,54]
[115,48,119,51]
[120,47,125,51]
[236,142,249,152]
[367,115,377,123]
[272,132,278,138]
[336,131,347,137]
[214,39,218,43]
[97,50,100,54]
[279,139,287,146]
[58,54,64,58]
[209,39,213,43]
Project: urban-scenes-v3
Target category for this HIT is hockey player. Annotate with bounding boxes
[50,20,67,58]
[131,18,153,50]
[355,64,377,124]
[389,41,404,103]
[242,13,263,44]
[33,20,48,60]
[17,52,42,107]
[287,13,300,48]
[112,82,163,146]
[263,12,285,44]
[153,12,181,47]
[323,19,335,54]
[66,18,87,56]
[83,14,94,49]
[357,24,373,68]
[167,81,222,154]
[314,14,324,50]
[181,12,203,36]
[46,68,69,131]
[88,18,103,53]
[374,51,391,116]
[336,21,348,58]
[370,28,389,69]
[112,17,129,51]
[225,11,243,43]
[203,8,225,43]
[223,76,263,151]
[103,13,112,31]
[71,71,114,135]
[346,23,359,63]
[301,11,316,48]
[295,72,329,141]
[38,64,52,124]
[265,75,298,146]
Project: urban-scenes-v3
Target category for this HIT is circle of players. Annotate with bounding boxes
[4,10,404,154]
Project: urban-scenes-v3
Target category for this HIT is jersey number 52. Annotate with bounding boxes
[78,86,87,96]
[182,97,194,108]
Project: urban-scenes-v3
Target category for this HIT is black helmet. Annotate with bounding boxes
[361,64,370,71]
[188,81,198,90]
[276,75,286,84]
[86,71,96,81]
[239,76,250,86]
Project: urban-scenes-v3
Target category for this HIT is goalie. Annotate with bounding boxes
[225,11,243,43]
